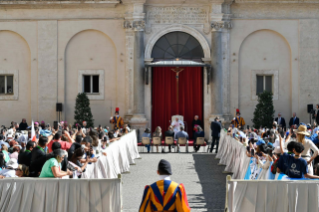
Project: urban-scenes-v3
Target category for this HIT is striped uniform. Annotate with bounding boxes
[139,179,191,212]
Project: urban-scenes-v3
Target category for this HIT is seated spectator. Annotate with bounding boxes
[175,127,189,153]
[277,142,319,179]
[15,164,29,177]
[164,126,175,153]
[0,152,5,170]
[18,141,35,167]
[8,140,18,153]
[9,146,20,160]
[0,158,18,178]
[142,128,151,153]
[153,126,163,153]
[193,126,205,153]
[81,137,97,164]
[0,135,9,148]
[1,144,10,163]
[98,132,107,156]
[47,131,73,153]
[70,147,89,173]
[30,136,50,177]
[68,135,83,160]
[39,149,72,178]
[47,142,68,172]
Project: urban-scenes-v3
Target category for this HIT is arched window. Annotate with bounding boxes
[151,32,204,62]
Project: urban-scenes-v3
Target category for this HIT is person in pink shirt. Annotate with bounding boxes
[47,131,74,153]
[9,146,20,160]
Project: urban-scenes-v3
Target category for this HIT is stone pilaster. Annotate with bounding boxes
[210,0,233,126]
[123,0,148,140]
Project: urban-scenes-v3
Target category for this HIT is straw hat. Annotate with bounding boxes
[295,125,310,136]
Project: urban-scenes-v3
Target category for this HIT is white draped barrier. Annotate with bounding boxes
[219,132,319,211]
[82,130,140,179]
[226,178,319,212]
[0,178,121,212]
[216,131,250,179]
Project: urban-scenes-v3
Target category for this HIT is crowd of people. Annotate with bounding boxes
[229,112,319,180]
[0,117,131,179]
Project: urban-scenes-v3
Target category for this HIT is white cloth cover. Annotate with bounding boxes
[0,178,121,212]
[216,131,250,179]
[82,130,140,179]
[227,180,319,212]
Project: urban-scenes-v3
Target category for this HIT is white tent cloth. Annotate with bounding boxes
[0,178,121,212]
[82,130,140,179]
[216,131,250,179]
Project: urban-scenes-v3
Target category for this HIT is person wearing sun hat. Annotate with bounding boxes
[139,159,190,212]
[0,158,18,177]
[295,124,319,175]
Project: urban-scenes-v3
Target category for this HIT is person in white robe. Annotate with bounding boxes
[171,118,184,136]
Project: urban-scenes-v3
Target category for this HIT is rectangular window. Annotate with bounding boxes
[83,75,99,94]
[0,75,14,95]
[256,75,272,95]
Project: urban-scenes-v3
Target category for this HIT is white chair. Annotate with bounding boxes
[165,137,174,152]
[171,115,184,123]
[195,137,206,152]
[141,137,150,152]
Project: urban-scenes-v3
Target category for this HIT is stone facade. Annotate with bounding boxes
[0,0,318,138]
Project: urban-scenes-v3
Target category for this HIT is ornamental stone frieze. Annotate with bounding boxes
[211,21,232,31]
[123,20,145,31]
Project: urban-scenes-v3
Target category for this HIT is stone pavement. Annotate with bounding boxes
[122,147,228,212]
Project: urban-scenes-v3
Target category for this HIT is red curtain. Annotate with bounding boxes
[151,67,203,139]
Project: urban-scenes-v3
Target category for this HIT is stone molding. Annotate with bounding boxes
[251,69,279,101]
[123,20,145,31]
[145,24,211,59]
[78,70,104,100]
[0,70,19,101]
[0,1,120,9]
[211,21,232,31]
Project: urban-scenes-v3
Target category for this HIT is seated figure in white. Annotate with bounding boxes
[171,117,184,136]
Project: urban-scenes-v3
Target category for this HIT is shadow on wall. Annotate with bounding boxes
[191,154,228,211]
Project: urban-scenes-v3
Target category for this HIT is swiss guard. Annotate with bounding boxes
[139,159,191,212]
[109,107,124,129]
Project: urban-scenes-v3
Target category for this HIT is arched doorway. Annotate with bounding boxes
[150,32,206,139]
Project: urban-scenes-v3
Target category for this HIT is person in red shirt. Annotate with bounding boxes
[47,131,74,153]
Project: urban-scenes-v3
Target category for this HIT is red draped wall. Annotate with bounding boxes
[151,67,203,138]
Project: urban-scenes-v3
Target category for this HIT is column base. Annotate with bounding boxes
[129,114,148,142]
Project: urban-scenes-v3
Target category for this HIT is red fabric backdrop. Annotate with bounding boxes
[151,67,203,138]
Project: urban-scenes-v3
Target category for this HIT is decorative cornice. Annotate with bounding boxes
[211,21,232,31]
[124,20,145,31]
[0,0,120,8]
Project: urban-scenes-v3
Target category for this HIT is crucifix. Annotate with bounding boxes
[171,67,184,104]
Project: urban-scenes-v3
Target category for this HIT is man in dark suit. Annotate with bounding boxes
[210,117,222,153]
[275,112,286,131]
[289,112,300,128]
